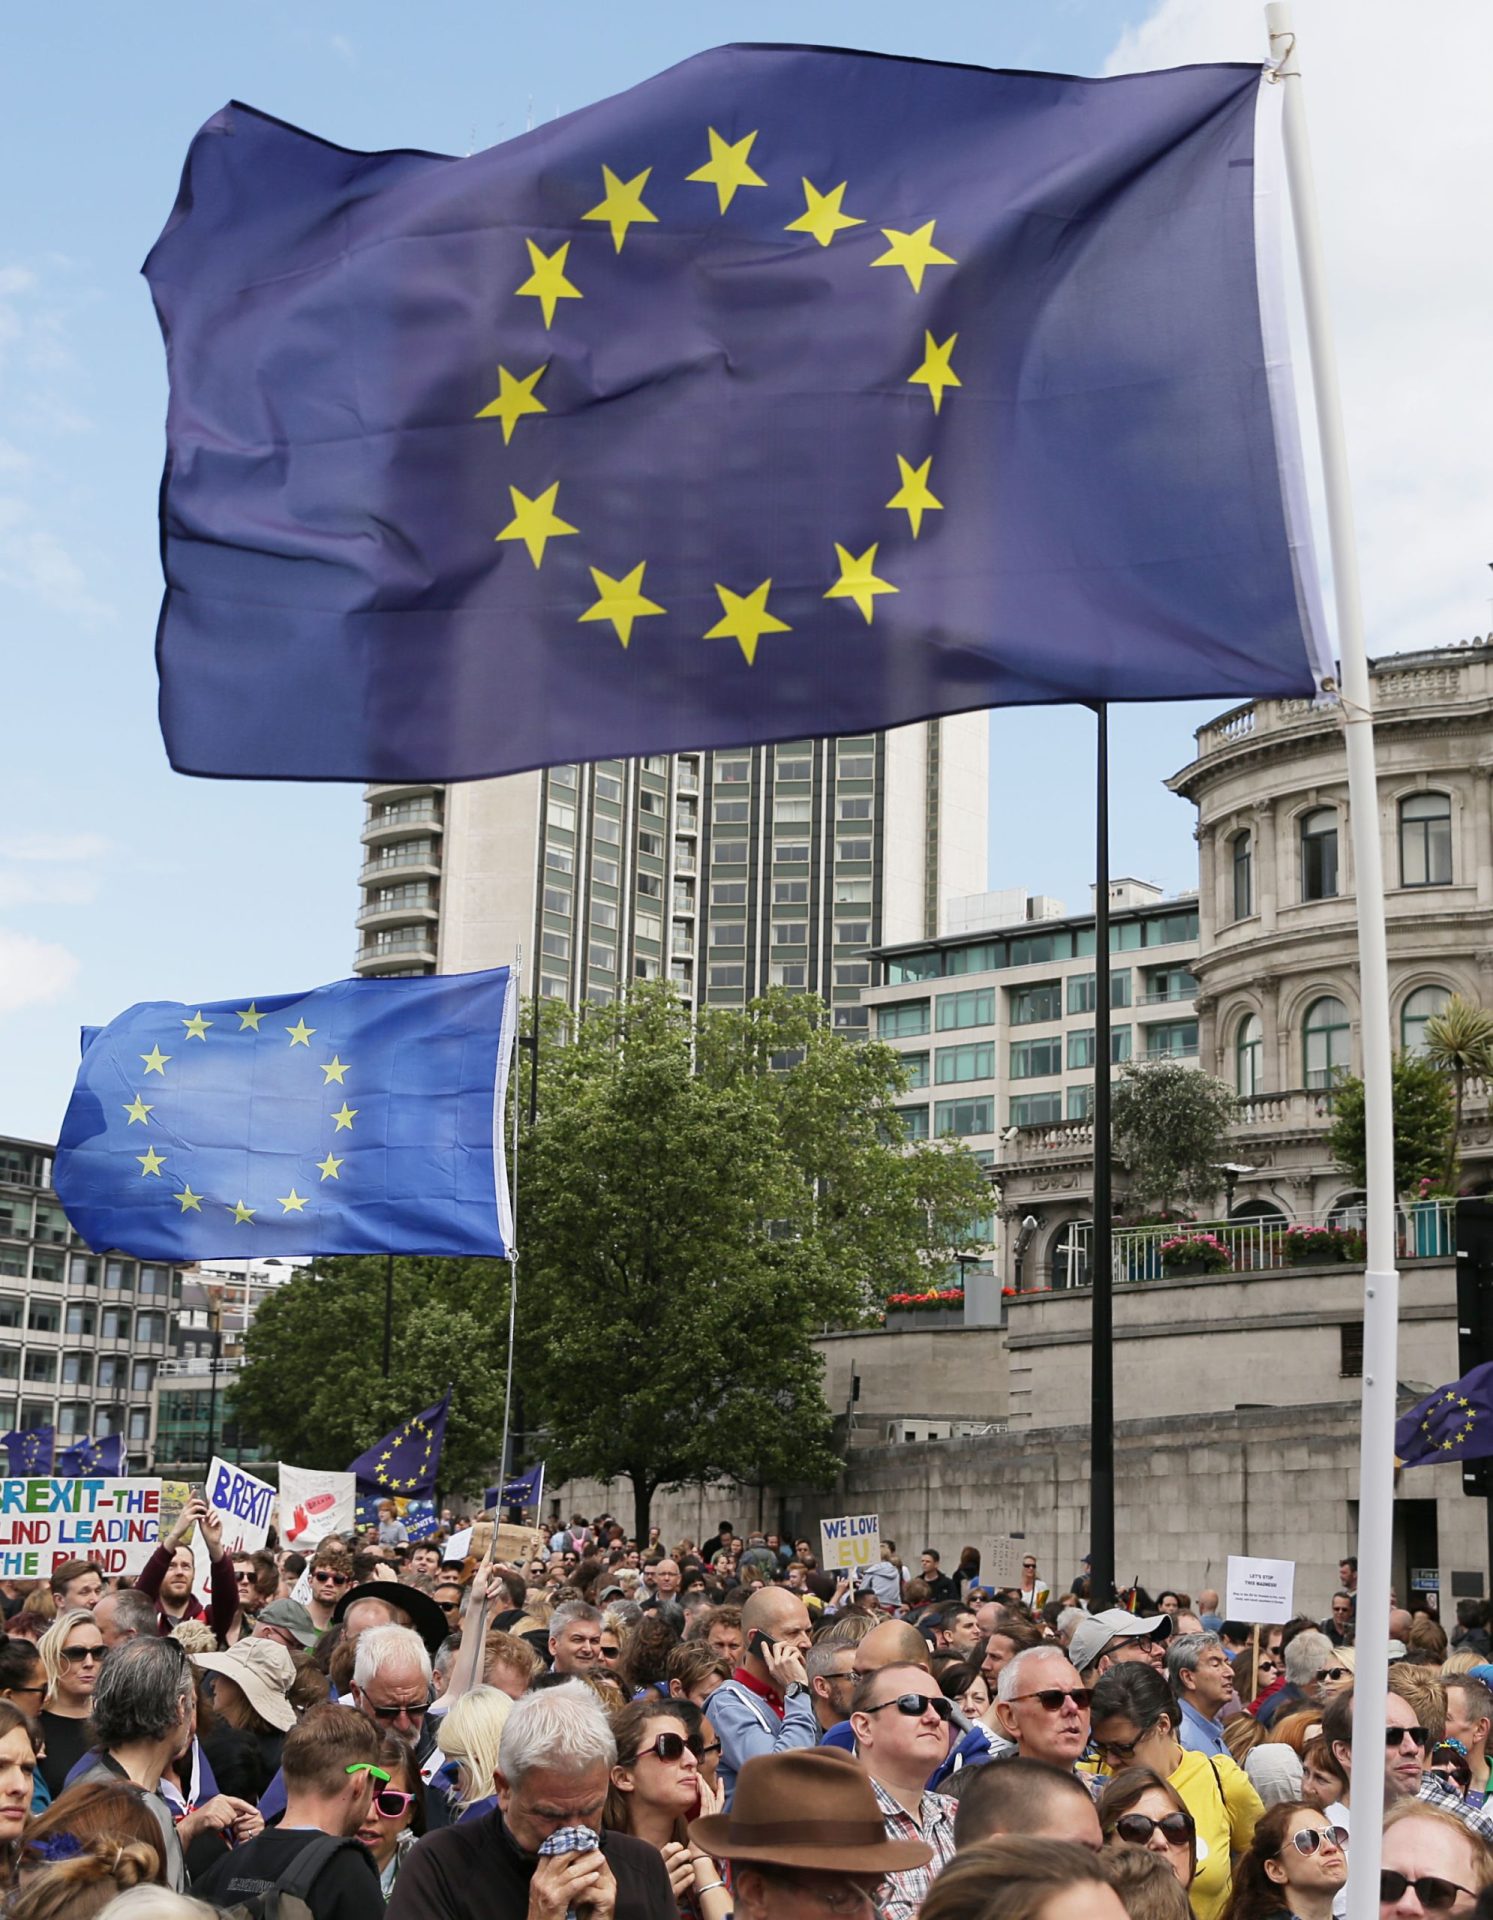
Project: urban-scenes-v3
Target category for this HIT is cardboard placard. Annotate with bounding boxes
[1224,1554,1296,1624]
[278,1465,356,1549]
[820,1513,881,1571]
[0,1478,161,1577]
[986,1536,1027,1589]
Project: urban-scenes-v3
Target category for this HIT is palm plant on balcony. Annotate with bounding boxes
[1424,996,1493,1191]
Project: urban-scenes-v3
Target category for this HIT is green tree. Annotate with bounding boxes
[231,1257,510,1495]
[1327,1051,1456,1198]
[1110,1058,1239,1216]
[518,983,990,1536]
[1423,996,1493,1190]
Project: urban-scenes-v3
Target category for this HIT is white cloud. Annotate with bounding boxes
[0,506,112,626]
[0,873,98,910]
[0,929,79,1015]
[6,831,110,863]
[1104,0,1493,656]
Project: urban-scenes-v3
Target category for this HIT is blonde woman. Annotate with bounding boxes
[37,1612,106,1799]
[436,1686,514,1822]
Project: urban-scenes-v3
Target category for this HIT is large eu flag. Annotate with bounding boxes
[53,970,515,1260]
[1395,1364,1493,1469]
[144,46,1329,783]
[349,1393,449,1495]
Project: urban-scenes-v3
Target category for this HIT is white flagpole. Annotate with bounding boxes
[1264,11,1396,1918]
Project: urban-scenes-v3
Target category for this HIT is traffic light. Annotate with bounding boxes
[1457,1198,1493,1498]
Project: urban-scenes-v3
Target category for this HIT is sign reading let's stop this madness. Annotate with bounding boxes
[0,1479,161,1578]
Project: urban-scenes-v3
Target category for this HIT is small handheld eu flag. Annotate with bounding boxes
[53,970,515,1260]
[349,1393,450,1495]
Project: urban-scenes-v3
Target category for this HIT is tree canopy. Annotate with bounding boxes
[1110,1058,1239,1217]
[517,983,991,1535]
[1327,1051,1457,1198]
[231,1256,510,1495]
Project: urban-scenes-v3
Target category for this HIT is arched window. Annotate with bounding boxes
[1401,984,1451,1056]
[1400,792,1452,888]
[1300,808,1339,901]
[1304,996,1351,1089]
[1236,1013,1264,1096]
[1231,830,1253,921]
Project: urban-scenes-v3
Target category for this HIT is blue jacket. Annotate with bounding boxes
[709,1678,819,1808]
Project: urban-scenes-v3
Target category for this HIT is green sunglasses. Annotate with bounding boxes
[346,1763,391,1785]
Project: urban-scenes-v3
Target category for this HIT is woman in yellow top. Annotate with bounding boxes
[1091,1663,1264,1920]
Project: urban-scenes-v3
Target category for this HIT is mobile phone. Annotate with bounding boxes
[748,1628,777,1659]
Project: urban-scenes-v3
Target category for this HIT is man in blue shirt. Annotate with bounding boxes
[1167,1631,1234,1757]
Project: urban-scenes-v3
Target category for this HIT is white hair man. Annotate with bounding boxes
[991,1645,1093,1775]
[386,1679,676,1920]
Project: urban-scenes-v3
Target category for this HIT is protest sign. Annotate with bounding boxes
[193,1457,275,1604]
[819,1513,881,1571]
[0,1478,160,1578]
[986,1536,1027,1589]
[1225,1554,1296,1624]
[278,1466,355,1550]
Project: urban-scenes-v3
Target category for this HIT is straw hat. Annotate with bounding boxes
[689,1748,932,1871]
[193,1637,297,1732]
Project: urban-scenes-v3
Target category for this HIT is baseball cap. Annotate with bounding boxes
[1068,1608,1171,1676]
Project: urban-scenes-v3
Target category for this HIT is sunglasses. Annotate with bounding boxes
[59,1645,105,1666]
[361,1694,433,1721]
[626,1732,700,1764]
[312,1570,350,1586]
[1115,1812,1193,1846]
[861,1692,955,1723]
[347,1763,391,1784]
[1384,1725,1428,1748]
[1315,1668,1350,1683]
[1379,1871,1474,1912]
[236,1570,257,1583]
[1256,1660,1280,1675]
[1286,1825,1347,1857]
[1011,1688,1092,1713]
[373,1787,416,1819]
[7,1683,45,1699]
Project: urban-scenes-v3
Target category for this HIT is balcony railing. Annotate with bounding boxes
[1138,986,1198,1006]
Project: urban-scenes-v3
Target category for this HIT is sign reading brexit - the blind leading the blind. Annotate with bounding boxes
[0,1479,161,1578]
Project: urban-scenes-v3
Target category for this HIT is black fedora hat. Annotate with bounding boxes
[331,1580,450,1657]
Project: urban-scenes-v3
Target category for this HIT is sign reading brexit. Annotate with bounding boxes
[0,1478,161,1577]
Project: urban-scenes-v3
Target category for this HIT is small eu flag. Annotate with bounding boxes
[493,1462,544,1513]
[53,970,515,1260]
[56,1436,127,1477]
[1395,1364,1493,1469]
[349,1392,450,1495]
[1,1428,56,1477]
[144,46,1330,783]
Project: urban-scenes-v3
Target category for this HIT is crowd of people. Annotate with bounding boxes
[0,1511,1492,1918]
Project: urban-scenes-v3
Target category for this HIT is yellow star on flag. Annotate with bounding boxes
[686,127,766,213]
[887,454,943,538]
[286,1018,315,1046]
[182,1010,212,1040]
[123,1094,153,1126]
[784,179,864,248]
[236,1003,264,1031]
[909,331,961,414]
[475,363,548,445]
[583,165,658,252]
[141,1045,170,1076]
[176,1186,203,1213]
[136,1145,167,1178]
[321,1056,349,1085]
[871,221,957,293]
[579,563,664,649]
[278,1188,309,1214]
[824,543,898,625]
[704,580,790,667]
[496,483,578,569]
[229,1200,256,1225]
[316,1151,344,1181]
[515,238,582,329]
[331,1103,358,1131]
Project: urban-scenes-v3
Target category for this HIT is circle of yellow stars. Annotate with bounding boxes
[474,124,963,665]
[374,1413,438,1493]
[122,1003,357,1227]
[1424,1388,1477,1453]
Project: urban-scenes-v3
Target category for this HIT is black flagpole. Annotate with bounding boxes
[1090,702,1115,1611]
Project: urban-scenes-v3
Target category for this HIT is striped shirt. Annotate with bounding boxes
[868,1779,957,1920]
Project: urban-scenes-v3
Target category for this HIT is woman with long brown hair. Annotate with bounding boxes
[1220,1801,1346,1920]
[606,1698,728,1920]
[0,1700,39,1890]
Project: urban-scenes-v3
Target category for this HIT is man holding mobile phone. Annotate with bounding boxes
[708,1589,818,1808]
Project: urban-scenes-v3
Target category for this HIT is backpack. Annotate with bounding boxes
[215,1833,371,1920]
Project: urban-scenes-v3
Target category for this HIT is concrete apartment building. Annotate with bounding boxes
[353,717,989,1031]
[0,1135,182,1460]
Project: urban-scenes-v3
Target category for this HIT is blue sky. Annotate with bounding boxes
[3,1,1490,1140]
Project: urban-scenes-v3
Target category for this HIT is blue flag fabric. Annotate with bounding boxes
[144,47,1329,784]
[349,1393,450,1495]
[1395,1364,1493,1469]
[492,1463,544,1511]
[53,970,515,1260]
[1,1429,55,1476]
[56,1436,127,1477]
